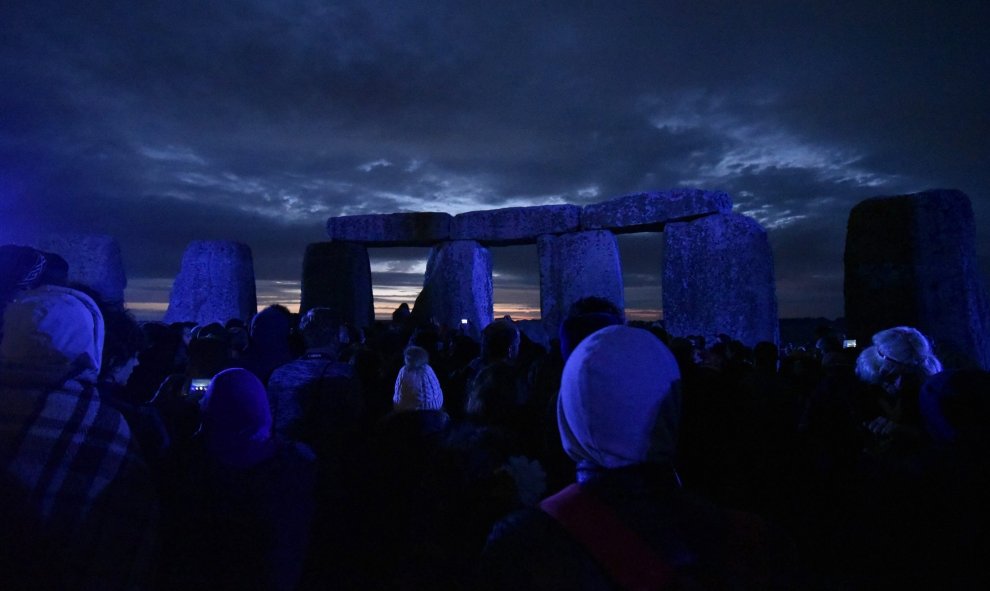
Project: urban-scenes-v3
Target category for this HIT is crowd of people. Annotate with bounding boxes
[2,243,988,590]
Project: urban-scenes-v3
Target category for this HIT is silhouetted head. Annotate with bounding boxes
[0,245,68,299]
[299,307,340,351]
[466,360,520,425]
[920,369,990,452]
[753,341,779,371]
[187,322,232,377]
[481,319,520,363]
[203,367,275,468]
[559,297,624,361]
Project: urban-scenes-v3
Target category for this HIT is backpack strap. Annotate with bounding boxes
[539,483,674,590]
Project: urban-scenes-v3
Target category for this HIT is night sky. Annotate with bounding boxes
[3,1,988,320]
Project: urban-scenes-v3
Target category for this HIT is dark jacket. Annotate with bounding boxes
[161,440,316,591]
[479,463,795,590]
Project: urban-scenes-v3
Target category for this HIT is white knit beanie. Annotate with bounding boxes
[393,346,444,412]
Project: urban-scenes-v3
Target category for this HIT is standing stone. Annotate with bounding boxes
[538,230,625,339]
[663,212,778,346]
[299,242,374,328]
[164,241,257,325]
[36,234,127,304]
[845,189,990,369]
[411,240,493,339]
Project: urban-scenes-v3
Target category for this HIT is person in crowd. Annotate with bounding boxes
[124,321,186,403]
[855,326,942,456]
[422,361,547,589]
[225,317,251,361]
[342,334,393,425]
[910,369,990,586]
[831,326,945,585]
[557,296,625,361]
[266,307,365,587]
[536,297,624,492]
[466,361,526,430]
[151,322,233,451]
[360,346,451,589]
[391,345,446,416]
[160,367,315,591]
[447,319,523,418]
[717,341,796,516]
[267,307,363,450]
[0,285,158,589]
[76,289,173,465]
[244,304,295,385]
[479,325,795,590]
[0,245,68,340]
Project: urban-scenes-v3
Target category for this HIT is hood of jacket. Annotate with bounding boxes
[557,325,681,469]
[1,285,104,388]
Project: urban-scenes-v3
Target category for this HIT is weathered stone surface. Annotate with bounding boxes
[845,189,990,369]
[164,241,257,325]
[299,242,374,328]
[36,234,127,303]
[581,188,732,234]
[538,230,625,339]
[663,213,778,347]
[411,240,493,339]
[326,212,451,246]
[450,205,581,245]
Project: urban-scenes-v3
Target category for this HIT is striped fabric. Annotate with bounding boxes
[1,378,158,588]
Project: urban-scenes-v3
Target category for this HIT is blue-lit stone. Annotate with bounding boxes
[36,233,127,304]
[164,241,257,325]
[450,204,581,245]
[581,188,732,233]
[411,240,493,337]
[538,230,625,339]
[845,189,990,369]
[300,242,374,328]
[326,212,451,246]
[663,212,778,346]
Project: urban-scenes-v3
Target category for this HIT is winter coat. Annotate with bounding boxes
[0,285,158,589]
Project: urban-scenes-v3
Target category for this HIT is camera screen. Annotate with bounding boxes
[189,379,210,393]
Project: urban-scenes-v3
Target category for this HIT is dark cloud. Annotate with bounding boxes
[3,1,988,319]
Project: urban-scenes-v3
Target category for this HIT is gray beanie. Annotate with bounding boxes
[393,346,444,412]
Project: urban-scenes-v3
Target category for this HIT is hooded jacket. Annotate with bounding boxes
[479,326,792,590]
[0,285,157,589]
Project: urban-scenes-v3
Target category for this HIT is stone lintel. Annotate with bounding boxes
[326,212,451,246]
[450,204,581,245]
[581,188,732,234]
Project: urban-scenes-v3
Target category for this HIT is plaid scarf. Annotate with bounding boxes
[1,378,158,588]
[2,379,130,527]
